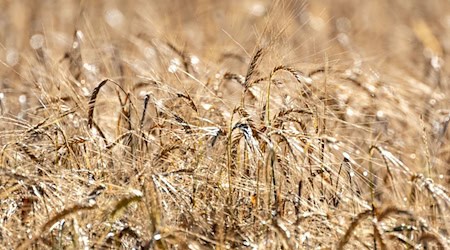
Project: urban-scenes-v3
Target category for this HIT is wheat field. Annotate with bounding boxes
[0,0,449,249]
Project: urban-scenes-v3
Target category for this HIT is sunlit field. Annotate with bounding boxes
[0,0,449,249]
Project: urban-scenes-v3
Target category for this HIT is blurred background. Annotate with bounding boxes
[1,0,450,81]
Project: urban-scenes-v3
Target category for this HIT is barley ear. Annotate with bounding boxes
[88,79,109,128]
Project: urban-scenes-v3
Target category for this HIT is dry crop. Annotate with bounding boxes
[0,0,449,249]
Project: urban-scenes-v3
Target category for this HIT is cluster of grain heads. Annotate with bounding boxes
[0,0,449,248]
